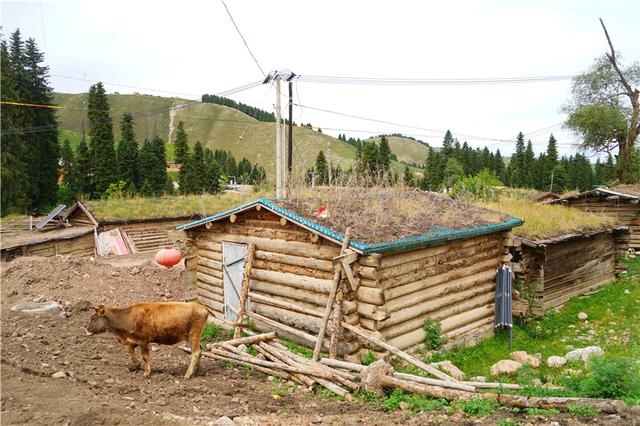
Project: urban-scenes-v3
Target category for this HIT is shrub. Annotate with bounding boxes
[578,357,640,399]
[497,419,520,426]
[423,318,446,350]
[363,350,376,366]
[452,398,499,417]
[567,403,600,416]
[451,169,502,201]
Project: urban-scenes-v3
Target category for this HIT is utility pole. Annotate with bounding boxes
[263,70,296,199]
[288,81,293,190]
[275,78,283,198]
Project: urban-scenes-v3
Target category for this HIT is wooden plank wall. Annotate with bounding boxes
[541,232,617,310]
[191,208,361,356]
[11,232,96,259]
[564,197,640,249]
[358,233,505,353]
[101,220,187,252]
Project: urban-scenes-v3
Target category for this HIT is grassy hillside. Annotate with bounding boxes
[366,135,429,166]
[54,93,360,177]
[54,93,419,178]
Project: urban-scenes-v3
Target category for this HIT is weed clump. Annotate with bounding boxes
[423,318,446,350]
[575,357,640,400]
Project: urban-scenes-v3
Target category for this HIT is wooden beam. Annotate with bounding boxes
[234,243,256,339]
[313,228,351,362]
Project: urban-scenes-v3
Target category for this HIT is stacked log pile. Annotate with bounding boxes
[182,329,627,414]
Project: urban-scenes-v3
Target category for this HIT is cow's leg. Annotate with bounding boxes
[127,344,140,371]
[140,343,151,377]
[184,315,207,379]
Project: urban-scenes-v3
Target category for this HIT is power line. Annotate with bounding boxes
[294,103,579,147]
[221,0,266,78]
[297,74,575,86]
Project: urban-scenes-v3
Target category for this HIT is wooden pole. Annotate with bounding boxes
[341,322,457,382]
[234,243,256,338]
[211,331,276,348]
[313,228,351,361]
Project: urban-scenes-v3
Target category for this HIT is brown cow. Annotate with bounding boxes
[86,301,208,378]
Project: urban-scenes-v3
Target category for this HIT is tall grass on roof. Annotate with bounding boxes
[83,190,273,222]
[285,177,508,244]
[476,198,612,240]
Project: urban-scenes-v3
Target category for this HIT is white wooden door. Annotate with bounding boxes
[222,242,248,322]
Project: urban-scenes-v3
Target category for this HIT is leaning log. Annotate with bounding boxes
[341,322,457,382]
[209,331,276,348]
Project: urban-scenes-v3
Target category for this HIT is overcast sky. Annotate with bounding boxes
[3,0,639,156]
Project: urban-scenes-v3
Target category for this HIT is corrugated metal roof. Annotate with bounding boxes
[177,198,522,254]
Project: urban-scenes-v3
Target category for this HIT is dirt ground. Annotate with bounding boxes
[1,255,636,425]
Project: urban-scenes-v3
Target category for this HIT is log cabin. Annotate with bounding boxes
[550,185,640,250]
[510,227,629,317]
[1,201,192,261]
[176,189,523,361]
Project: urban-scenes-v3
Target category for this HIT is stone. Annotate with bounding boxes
[510,351,540,368]
[11,301,61,316]
[399,401,410,411]
[624,289,630,295]
[469,376,486,383]
[432,360,465,380]
[111,271,120,277]
[130,267,140,275]
[490,359,522,376]
[237,344,248,353]
[531,378,542,386]
[51,371,66,378]
[565,346,604,363]
[578,312,588,321]
[83,273,90,279]
[164,292,173,298]
[311,415,323,424]
[216,416,235,426]
[546,356,567,368]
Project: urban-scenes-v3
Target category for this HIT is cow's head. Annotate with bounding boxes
[86,305,108,335]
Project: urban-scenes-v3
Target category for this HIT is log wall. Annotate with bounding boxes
[190,208,360,356]
[515,229,626,313]
[357,233,506,353]
[562,196,640,249]
[1,232,95,261]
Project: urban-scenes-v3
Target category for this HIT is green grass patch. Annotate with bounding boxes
[426,257,640,396]
[283,340,314,359]
[82,190,272,221]
[200,323,233,344]
[451,398,499,417]
[567,403,600,416]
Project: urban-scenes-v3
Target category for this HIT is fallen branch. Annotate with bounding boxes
[234,243,256,339]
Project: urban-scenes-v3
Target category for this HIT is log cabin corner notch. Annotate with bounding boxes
[177,193,523,362]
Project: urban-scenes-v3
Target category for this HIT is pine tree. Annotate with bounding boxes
[403,165,414,187]
[510,132,526,187]
[315,151,328,185]
[494,149,505,181]
[138,137,168,196]
[0,33,30,215]
[523,141,535,188]
[59,139,76,203]
[116,113,139,192]
[543,134,559,190]
[73,135,93,197]
[444,157,464,188]
[87,82,116,194]
[23,37,59,210]
[379,136,392,172]
[441,130,454,158]
[174,121,189,165]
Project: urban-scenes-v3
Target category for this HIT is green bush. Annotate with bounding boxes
[452,398,499,417]
[423,318,446,350]
[362,350,376,366]
[497,419,520,426]
[578,357,640,399]
[451,169,502,201]
[567,403,600,416]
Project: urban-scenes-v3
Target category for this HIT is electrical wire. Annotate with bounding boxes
[297,74,575,86]
[221,0,266,78]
